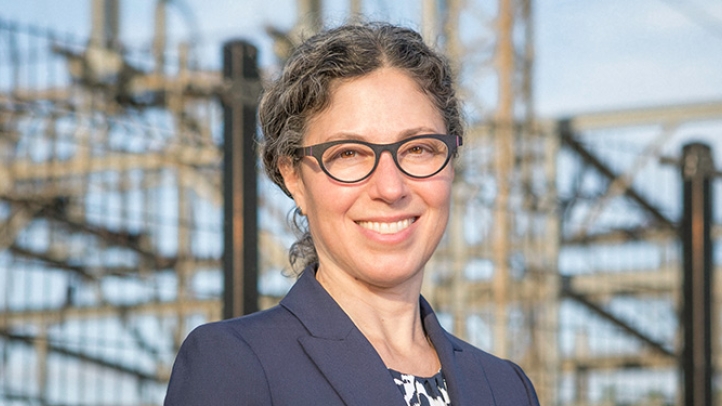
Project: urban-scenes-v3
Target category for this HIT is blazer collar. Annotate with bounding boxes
[280,267,405,405]
[280,265,356,339]
[420,297,497,404]
[280,266,496,406]
[419,296,466,403]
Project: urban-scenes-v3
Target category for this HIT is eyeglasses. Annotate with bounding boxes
[293,134,462,183]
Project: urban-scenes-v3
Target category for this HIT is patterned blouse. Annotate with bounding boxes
[389,369,451,406]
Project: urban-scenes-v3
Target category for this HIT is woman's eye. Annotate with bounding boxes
[405,144,433,156]
[325,145,370,162]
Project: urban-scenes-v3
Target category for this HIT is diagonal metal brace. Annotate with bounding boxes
[558,120,675,230]
[0,329,162,382]
[561,276,676,358]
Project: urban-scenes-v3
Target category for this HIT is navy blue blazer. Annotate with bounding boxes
[165,268,540,405]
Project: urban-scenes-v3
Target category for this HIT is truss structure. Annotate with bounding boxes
[552,102,722,404]
[1,1,721,405]
[1,7,229,404]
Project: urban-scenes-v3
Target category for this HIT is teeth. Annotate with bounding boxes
[357,218,415,234]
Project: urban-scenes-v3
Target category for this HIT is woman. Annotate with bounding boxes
[165,23,539,406]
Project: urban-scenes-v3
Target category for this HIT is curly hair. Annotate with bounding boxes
[258,22,463,273]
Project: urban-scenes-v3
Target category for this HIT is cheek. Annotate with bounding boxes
[424,172,454,210]
[302,174,357,221]
[433,186,453,219]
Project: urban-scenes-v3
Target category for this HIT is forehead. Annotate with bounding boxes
[304,68,445,144]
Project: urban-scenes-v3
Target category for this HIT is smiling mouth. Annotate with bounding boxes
[356,218,417,235]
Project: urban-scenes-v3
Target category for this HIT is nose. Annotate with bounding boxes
[367,151,408,203]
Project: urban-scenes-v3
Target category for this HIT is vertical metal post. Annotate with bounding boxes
[492,0,514,359]
[222,40,260,319]
[349,0,362,20]
[153,0,166,73]
[421,0,438,43]
[680,142,714,406]
[296,0,322,34]
[90,0,120,49]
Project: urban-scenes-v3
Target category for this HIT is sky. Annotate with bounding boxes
[536,0,722,115]
[1,0,721,118]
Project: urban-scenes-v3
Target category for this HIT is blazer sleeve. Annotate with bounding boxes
[164,323,273,406]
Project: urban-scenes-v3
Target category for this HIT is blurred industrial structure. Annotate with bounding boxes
[0,0,720,405]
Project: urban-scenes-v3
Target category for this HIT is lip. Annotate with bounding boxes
[356,216,419,236]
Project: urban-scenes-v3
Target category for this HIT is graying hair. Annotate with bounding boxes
[259,22,463,273]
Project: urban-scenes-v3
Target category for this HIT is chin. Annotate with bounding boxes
[356,260,425,288]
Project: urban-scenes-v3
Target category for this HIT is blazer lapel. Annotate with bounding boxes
[421,297,497,406]
[298,331,406,406]
[281,269,405,406]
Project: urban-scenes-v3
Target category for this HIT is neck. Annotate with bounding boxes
[315,263,440,376]
[315,262,424,338]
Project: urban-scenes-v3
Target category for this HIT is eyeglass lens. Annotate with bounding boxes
[321,136,451,182]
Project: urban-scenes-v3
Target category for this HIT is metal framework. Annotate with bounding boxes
[1,1,721,405]
[555,102,722,405]
[1,1,226,403]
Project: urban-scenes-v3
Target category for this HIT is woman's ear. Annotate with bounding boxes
[278,156,306,212]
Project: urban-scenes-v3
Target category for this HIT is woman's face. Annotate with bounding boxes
[281,67,453,291]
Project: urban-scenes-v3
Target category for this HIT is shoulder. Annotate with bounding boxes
[178,305,290,350]
[164,306,294,406]
[176,304,304,363]
[206,304,295,333]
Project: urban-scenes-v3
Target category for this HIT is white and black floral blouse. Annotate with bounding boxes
[389,369,452,406]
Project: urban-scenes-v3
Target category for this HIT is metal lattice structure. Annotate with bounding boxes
[0,4,227,403]
[1,1,721,405]
[413,1,561,403]
[553,104,722,405]
[0,1,298,403]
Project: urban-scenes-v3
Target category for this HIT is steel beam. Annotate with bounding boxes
[221,40,260,319]
[680,142,715,406]
[563,100,722,131]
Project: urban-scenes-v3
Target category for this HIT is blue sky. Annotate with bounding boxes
[536,0,722,114]
[2,0,721,117]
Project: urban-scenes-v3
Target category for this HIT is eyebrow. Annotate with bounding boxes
[322,127,443,143]
[399,127,442,138]
[322,132,365,142]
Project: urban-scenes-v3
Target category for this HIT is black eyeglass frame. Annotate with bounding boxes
[293,134,463,184]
